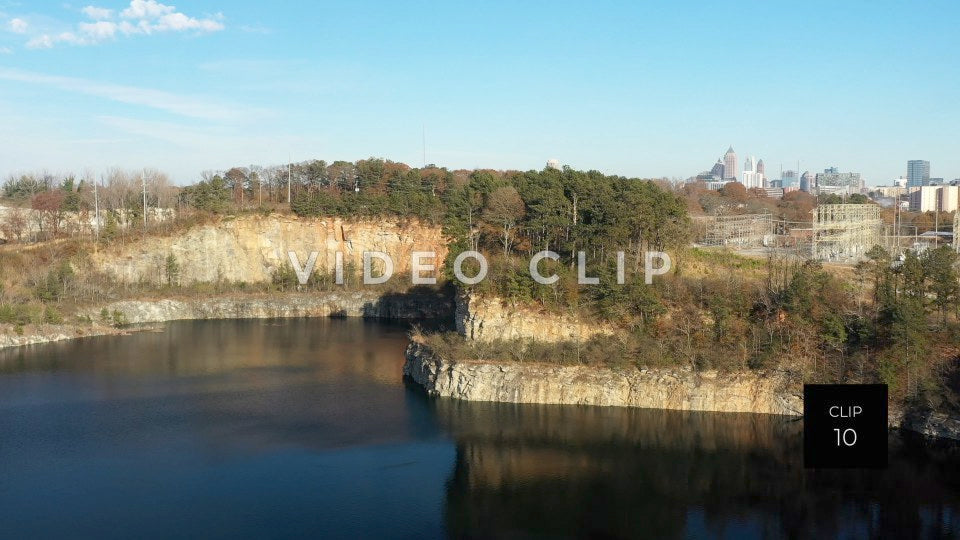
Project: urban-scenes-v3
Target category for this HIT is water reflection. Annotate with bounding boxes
[0,319,958,539]
[432,399,960,538]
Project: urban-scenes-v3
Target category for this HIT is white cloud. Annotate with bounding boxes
[26,34,55,48]
[154,12,223,32]
[8,17,28,33]
[81,6,114,20]
[0,67,251,121]
[20,1,224,48]
[78,20,116,39]
[0,46,11,54]
[121,0,175,20]
[27,31,89,48]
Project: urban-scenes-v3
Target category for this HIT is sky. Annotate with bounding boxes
[0,0,958,186]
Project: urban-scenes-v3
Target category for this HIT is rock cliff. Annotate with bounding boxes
[0,290,452,350]
[404,341,802,416]
[91,215,448,284]
[87,291,452,324]
[455,293,614,342]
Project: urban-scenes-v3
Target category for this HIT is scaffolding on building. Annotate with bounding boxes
[811,204,883,262]
[693,213,773,248]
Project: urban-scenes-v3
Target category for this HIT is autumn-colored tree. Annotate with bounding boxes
[483,186,525,256]
[225,167,248,206]
[0,207,28,242]
[719,182,748,202]
[31,190,66,237]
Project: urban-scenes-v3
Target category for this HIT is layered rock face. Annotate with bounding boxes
[455,293,614,342]
[404,342,802,416]
[1,291,452,350]
[88,291,453,325]
[91,215,448,284]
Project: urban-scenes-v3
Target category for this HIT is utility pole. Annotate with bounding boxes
[287,161,292,206]
[94,177,100,241]
[141,171,147,228]
[422,125,426,168]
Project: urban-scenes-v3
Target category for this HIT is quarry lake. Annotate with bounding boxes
[1,319,959,539]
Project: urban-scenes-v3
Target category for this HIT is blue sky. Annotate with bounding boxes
[0,0,958,185]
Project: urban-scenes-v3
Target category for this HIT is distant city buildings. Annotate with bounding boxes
[815,167,864,195]
[740,155,764,189]
[691,150,955,201]
[710,159,725,179]
[907,160,930,187]
[780,170,798,187]
[723,146,738,180]
[909,185,960,212]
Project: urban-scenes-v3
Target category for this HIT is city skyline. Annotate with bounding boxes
[1,1,958,184]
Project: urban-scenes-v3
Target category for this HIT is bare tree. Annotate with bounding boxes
[0,207,28,242]
[483,186,526,256]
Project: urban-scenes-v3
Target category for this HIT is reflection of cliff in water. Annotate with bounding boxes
[433,399,960,538]
[0,319,440,454]
[0,318,414,382]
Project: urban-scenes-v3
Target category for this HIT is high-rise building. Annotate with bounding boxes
[710,158,724,179]
[756,159,766,188]
[907,160,930,187]
[800,171,814,192]
[740,156,762,188]
[723,146,737,180]
[909,186,960,212]
[781,170,798,187]
[815,167,864,194]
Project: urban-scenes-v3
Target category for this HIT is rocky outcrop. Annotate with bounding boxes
[84,291,453,325]
[404,342,802,416]
[0,324,122,349]
[91,215,448,285]
[1,290,452,350]
[898,413,960,441]
[455,293,614,342]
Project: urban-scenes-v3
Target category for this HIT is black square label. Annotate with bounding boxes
[803,384,888,468]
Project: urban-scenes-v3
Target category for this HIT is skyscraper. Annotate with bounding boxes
[723,146,737,180]
[907,160,930,187]
[740,156,762,189]
[816,168,863,194]
[756,159,766,188]
[710,158,724,179]
[800,171,814,192]
[781,170,798,187]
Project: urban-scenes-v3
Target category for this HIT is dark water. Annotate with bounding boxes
[1,319,959,539]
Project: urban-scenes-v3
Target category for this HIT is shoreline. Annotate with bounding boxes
[4,292,959,442]
[403,340,960,442]
[0,290,453,350]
